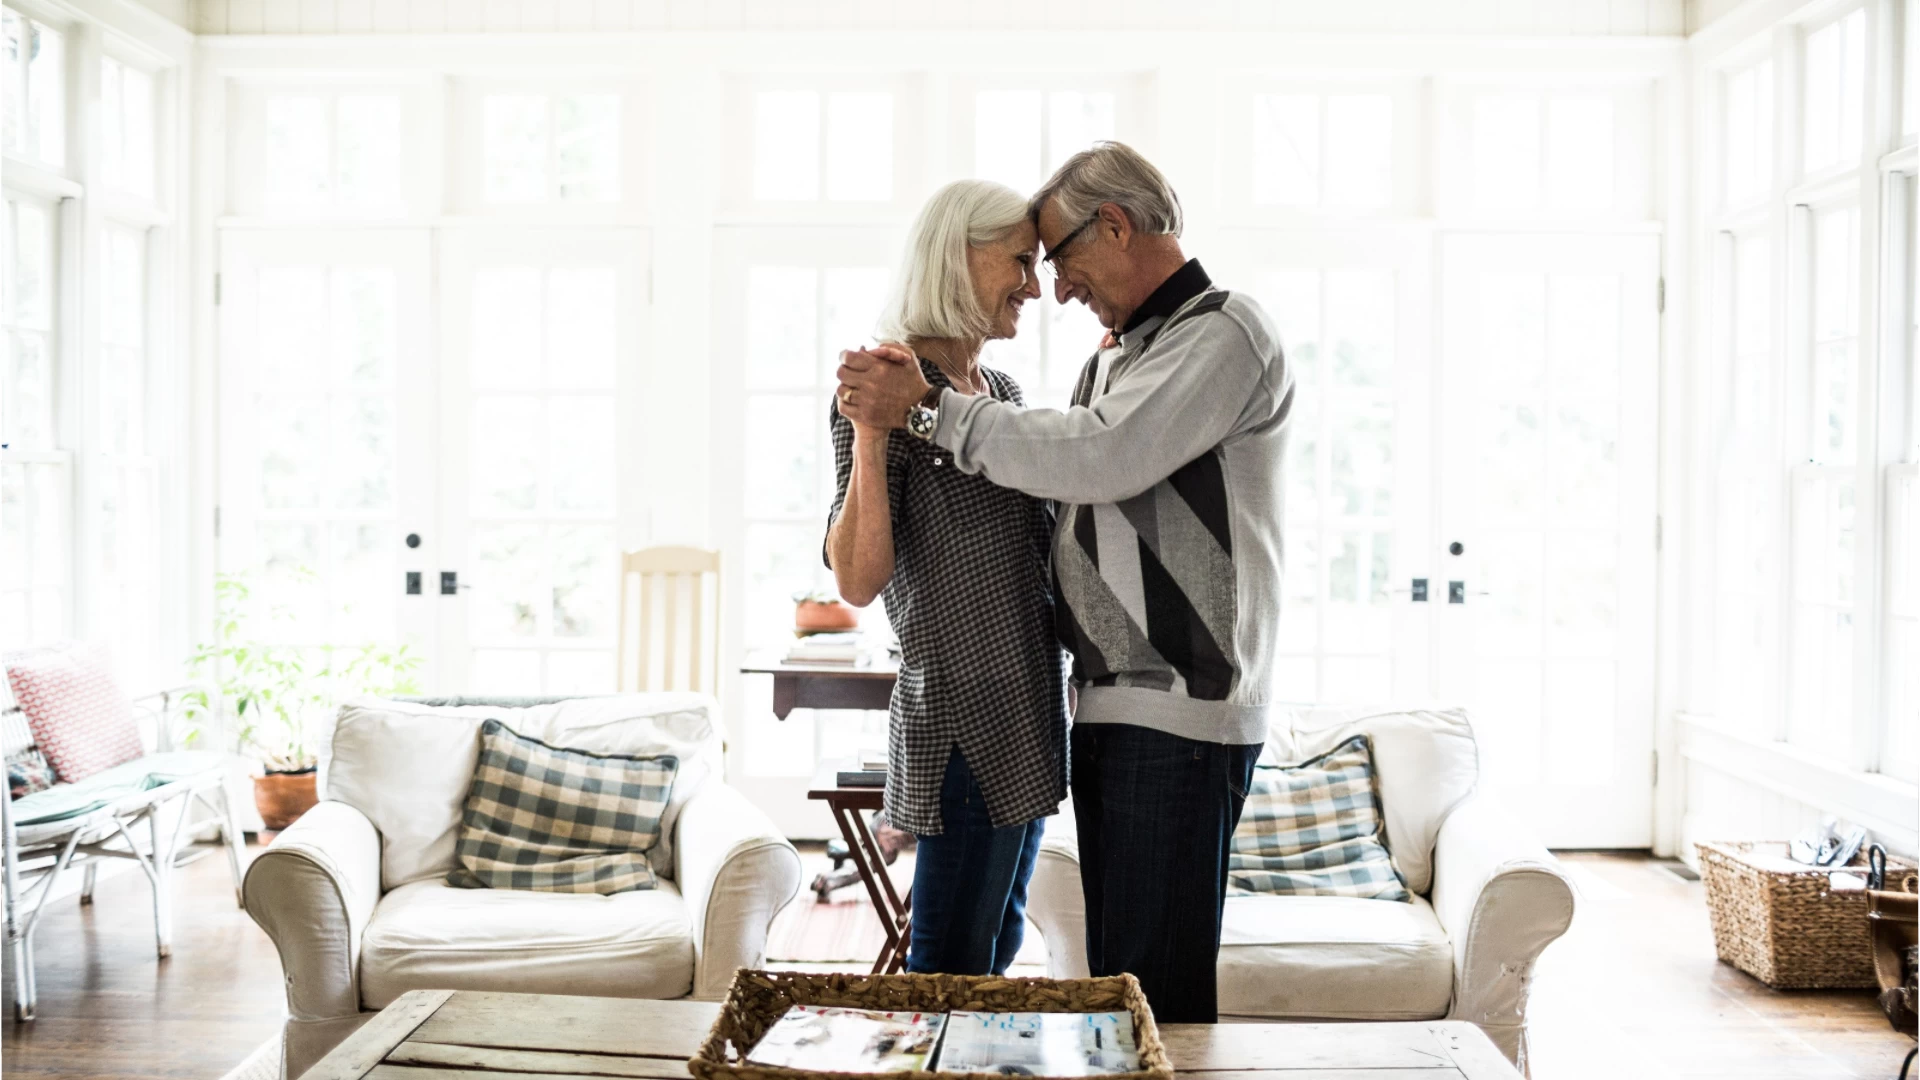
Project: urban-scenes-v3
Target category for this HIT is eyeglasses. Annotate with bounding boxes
[1041,214,1099,279]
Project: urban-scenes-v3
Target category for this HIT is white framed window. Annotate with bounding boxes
[1439,81,1654,221]
[445,79,642,217]
[1723,59,1774,209]
[1,190,68,649]
[970,89,1115,194]
[1713,230,1780,736]
[2,8,65,170]
[1801,7,1867,177]
[1254,92,1394,210]
[725,80,919,218]
[226,81,428,218]
[100,55,155,199]
[1904,0,1917,140]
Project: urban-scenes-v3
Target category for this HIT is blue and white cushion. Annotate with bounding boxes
[1228,733,1411,901]
[447,719,678,895]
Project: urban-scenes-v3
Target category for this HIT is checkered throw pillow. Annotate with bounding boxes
[1228,733,1411,901]
[447,719,678,895]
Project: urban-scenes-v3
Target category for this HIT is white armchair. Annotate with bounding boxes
[243,694,800,1079]
[1025,705,1573,1074]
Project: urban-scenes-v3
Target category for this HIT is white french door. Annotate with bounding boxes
[220,227,650,694]
[217,229,436,664]
[1435,233,1660,847]
[435,228,651,695]
[1215,228,1434,705]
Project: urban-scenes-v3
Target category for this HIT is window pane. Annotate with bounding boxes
[472,267,543,390]
[744,394,820,517]
[546,267,618,388]
[267,96,332,207]
[1812,206,1860,466]
[821,267,889,382]
[1047,91,1114,174]
[825,92,892,202]
[1725,61,1773,205]
[471,396,541,513]
[100,228,145,455]
[1804,11,1866,173]
[976,91,1043,193]
[551,524,615,638]
[3,13,64,167]
[1324,270,1393,388]
[754,91,820,201]
[1546,96,1613,211]
[747,266,819,388]
[485,94,548,203]
[337,95,402,207]
[1252,94,1318,206]
[1324,95,1392,209]
[1473,96,1541,212]
[102,59,155,197]
[1907,0,1919,137]
[556,94,619,202]
[472,524,543,638]
[331,267,397,388]
[548,396,615,513]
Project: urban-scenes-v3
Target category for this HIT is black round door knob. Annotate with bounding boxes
[405,533,422,549]
[1448,541,1465,556]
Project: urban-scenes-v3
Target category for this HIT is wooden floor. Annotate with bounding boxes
[2,843,1913,1080]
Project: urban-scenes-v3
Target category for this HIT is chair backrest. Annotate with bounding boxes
[617,546,722,696]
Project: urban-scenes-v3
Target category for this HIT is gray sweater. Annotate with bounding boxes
[932,284,1293,746]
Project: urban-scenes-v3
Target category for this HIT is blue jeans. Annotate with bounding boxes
[906,748,1046,975]
[1071,722,1261,1023]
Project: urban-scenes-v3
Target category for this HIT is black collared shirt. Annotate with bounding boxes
[1120,258,1212,337]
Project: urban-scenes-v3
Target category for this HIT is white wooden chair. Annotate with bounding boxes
[616,546,722,696]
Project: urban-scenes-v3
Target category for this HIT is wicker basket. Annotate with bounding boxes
[689,970,1174,1080]
[1697,840,1920,989]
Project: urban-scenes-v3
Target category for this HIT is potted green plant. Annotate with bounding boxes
[793,588,859,634]
[183,572,421,831]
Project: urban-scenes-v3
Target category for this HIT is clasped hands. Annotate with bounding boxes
[835,343,927,431]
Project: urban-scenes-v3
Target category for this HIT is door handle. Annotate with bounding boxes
[1448,580,1492,604]
[1389,578,1430,602]
[440,571,472,595]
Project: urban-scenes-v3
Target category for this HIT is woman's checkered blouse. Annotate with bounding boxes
[825,359,1070,837]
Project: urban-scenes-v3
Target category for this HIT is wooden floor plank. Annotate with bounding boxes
[409,993,721,1059]
[390,1040,693,1078]
[367,1066,616,1080]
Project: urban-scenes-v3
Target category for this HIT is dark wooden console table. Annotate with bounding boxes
[739,653,898,719]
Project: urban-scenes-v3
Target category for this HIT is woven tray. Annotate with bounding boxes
[689,970,1174,1080]
[1697,840,1919,989]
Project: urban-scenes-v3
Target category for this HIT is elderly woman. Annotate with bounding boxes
[824,179,1064,976]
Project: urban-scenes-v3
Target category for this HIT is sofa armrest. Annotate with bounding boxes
[1027,808,1089,979]
[674,781,801,1000]
[1429,793,1576,1071]
[242,800,382,1025]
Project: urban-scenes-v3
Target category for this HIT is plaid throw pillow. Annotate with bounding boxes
[447,719,678,895]
[1228,734,1411,901]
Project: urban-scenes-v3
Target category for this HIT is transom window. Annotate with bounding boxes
[101,56,155,198]
[752,91,894,203]
[482,93,619,203]
[1252,92,1393,209]
[1723,60,1773,208]
[1471,93,1615,213]
[265,92,403,211]
[973,90,1114,194]
[1802,9,1867,175]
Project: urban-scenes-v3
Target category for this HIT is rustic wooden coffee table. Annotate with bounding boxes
[298,990,1522,1080]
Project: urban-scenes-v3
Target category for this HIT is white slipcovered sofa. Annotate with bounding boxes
[1026,705,1574,1073]
[243,694,800,1079]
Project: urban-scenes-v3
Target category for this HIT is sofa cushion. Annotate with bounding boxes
[5,644,145,783]
[448,719,677,895]
[1230,734,1409,901]
[1280,706,1478,895]
[327,694,721,891]
[359,877,695,1008]
[1217,893,1454,1020]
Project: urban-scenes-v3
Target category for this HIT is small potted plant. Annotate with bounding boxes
[183,572,420,831]
[793,588,860,634]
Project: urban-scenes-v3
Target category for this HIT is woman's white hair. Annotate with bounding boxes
[876,179,1031,343]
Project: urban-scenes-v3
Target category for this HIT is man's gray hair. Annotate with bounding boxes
[877,179,1031,343]
[1030,140,1183,238]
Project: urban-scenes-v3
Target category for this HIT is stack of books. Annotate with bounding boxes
[785,632,866,665]
[745,1004,1139,1076]
[836,748,888,788]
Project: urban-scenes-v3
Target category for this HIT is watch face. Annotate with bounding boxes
[907,407,936,439]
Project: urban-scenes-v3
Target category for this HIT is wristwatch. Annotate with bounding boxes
[905,386,942,442]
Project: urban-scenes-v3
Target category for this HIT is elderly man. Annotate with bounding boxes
[835,141,1293,1022]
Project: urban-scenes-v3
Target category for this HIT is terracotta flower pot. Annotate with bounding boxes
[253,769,319,832]
[795,599,859,633]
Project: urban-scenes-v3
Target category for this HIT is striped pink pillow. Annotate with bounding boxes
[5,644,144,784]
